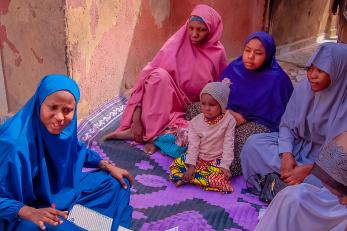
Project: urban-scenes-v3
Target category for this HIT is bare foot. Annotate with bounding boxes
[102,129,133,141]
[175,180,186,187]
[143,142,157,154]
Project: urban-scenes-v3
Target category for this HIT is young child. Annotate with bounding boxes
[170,80,236,193]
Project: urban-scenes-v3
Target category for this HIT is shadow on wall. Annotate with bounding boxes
[269,0,337,48]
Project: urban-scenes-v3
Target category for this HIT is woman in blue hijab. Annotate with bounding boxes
[0,74,133,230]
[220,32,293,176]
[241,42,347,190]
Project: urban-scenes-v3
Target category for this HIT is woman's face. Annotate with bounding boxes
[188,20,209,45]
[325,184,347,206]
[307,64,331,92]
[40,91,76,135]
[200,93,222,120]
[242,38,267,70]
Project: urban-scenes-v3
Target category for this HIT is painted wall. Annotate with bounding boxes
[0,0,67,113]
[270,0,336,47]
[1,0,266,118]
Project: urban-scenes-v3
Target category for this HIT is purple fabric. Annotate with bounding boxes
[135,160,154,170]
[140,211,215,231]
[220,31,293,132]
[130,151,265,230]
[135,174,169,188]
[77,96,267,230]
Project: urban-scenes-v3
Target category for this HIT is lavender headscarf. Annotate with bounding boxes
[280,42,347,148]
[220,31,293,132]
[312,131,347,194]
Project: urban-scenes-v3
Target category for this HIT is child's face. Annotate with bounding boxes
[200,93,222,119]
[307,64,331,92]
[242,38,266,70]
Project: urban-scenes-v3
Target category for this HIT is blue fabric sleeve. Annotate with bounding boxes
[278,126,294,154]
[78,141,102,168]
[0,197,24,221]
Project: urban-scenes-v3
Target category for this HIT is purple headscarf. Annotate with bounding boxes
[220,31,293,132]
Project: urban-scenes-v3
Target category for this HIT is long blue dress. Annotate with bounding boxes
[241,42,347,190]
[0,74,132,230]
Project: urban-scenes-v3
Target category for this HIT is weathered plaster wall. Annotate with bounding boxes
[65,0,144,118]
[1,0,265,118]
[0,0,67,113]
[270,0,335,46]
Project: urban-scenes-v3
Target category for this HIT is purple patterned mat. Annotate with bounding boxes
[78,97,266,231]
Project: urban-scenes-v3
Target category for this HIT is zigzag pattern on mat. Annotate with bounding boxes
[77,96,266,231]
[77,96,127,147]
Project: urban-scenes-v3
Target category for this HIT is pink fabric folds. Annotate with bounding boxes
[118,4,227,141]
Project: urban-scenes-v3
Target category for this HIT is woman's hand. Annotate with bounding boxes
[107,165,133,189]
[283,164,313,185]
[280,152,297,180]
[220,167,232,180]
[228,110,247,126]
[183,165,195,182]
[18,206,68,230]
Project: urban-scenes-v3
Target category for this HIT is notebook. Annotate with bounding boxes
[67,204,113,231]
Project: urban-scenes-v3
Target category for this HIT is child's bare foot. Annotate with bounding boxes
[102,129,133,141]
[144,143,157,154]
[175,180,186,187]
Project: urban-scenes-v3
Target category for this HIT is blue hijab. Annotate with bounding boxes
[0,74,101,222]
[220,31,293,131]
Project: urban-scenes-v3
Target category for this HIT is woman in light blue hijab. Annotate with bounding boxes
[0,74,132,230]
[241,42,347,190]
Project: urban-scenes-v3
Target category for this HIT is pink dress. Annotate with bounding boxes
[117,4,227,141]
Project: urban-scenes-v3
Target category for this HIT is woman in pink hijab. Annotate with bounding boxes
[104,4,227,153]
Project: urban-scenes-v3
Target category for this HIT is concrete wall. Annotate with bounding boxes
[270,0,336,49]
[1,0,266,118]
[0,0,67,113]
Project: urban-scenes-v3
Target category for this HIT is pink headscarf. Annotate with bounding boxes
[118,5,227,141]
[130,4,227,104]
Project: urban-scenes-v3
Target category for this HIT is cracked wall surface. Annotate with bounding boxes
[0,0,67,112]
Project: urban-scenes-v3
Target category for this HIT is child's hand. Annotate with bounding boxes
[184,165,195,182]
[220,167,231,180]
[228,110,246,126]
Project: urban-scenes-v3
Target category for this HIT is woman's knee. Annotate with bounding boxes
[241,133,261,158]
[15,220,40,231]
[147,68,172,84]
[278,184,309,204]
[108,175,131,195]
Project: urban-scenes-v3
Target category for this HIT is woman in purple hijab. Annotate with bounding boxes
[220,32,293,176]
